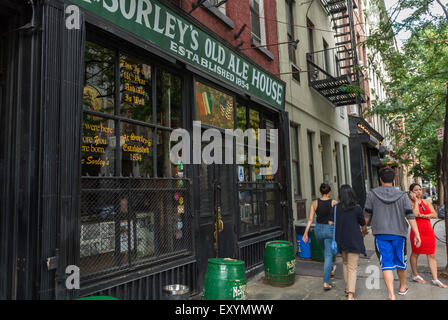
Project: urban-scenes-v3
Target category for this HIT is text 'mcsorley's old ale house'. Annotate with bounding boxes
[0,0,294,299]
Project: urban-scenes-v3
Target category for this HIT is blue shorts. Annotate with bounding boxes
[374,235,407,271]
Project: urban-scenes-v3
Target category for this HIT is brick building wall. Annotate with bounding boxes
[169,0,280,77]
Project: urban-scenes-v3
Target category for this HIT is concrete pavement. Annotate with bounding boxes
[246,224,448,300]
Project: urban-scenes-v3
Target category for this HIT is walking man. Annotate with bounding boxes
[364,167,421,300]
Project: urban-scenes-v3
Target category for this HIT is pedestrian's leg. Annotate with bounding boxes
[397,269,408,294]
[427,254,448,288]
[410,253,423,281]
[342,251,348,294]
[314,225,328,286]
[428,254,438,280]
[323,238,334,287]
[383,270,396,300]
[346,253,359,300]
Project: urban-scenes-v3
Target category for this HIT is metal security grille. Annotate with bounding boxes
[80,177,193,280]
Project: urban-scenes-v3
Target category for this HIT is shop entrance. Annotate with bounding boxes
[195,131,237,289]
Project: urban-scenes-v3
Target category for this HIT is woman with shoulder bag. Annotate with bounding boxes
[302,183,338,290]
[330,185,368,300]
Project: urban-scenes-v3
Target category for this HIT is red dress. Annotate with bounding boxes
[410,200,436,254]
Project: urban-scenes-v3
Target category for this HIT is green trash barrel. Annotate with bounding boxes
[264,240,296,287]
[310,229,325,262]
[203,258,246,300]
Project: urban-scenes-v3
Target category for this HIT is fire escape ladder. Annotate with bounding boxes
[305,0,366,107]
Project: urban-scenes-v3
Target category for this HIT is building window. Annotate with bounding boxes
[323,38,329,73]
[334,142,341,192]
[343,145,349,184]
[290,124,302,198]
[286,0,300,82]
[307,19,314,55]
[195,81,234,129]
[335,54,340,77]
[238,103,281,238]
[250,0,266,45]
[340,106,346,118]
[81,40,190,279]
[285,0,296,64]
[307,131,316,199]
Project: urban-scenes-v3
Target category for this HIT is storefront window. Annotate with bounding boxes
[157,130,178,177]
[84,42,115,115]
[195,81,234,129]
[120,54,152,122]
[237,105,247,131]
[81,40,190,278]
[237,103,281,238]
[239,190,258,235]
[157,71,182,128]
[81,114,116,176]
[120,122,153,177]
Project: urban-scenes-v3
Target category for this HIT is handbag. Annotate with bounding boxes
[331,205,338,255]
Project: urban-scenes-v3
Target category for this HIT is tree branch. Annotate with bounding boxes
[435,0,448,19]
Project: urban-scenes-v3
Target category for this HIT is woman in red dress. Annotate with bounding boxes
[409,183,447,288]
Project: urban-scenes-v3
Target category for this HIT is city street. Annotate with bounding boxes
[247,225,448,300]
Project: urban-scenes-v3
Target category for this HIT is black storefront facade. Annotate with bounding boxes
[348,115,385,208]
[0,0,294,300]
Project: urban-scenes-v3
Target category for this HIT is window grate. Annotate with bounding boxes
[80,177,193,280]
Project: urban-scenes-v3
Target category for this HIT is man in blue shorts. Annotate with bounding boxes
[364,167,421,300]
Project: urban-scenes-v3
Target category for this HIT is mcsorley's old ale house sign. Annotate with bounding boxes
[70,0,286,109]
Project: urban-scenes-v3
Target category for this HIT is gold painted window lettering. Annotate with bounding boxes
[81,114,116,176]
[120,54,152,122]
[121,122,153,177]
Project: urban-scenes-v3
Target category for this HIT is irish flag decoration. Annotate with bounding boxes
[197,92,207,116]
[202,91,213,115]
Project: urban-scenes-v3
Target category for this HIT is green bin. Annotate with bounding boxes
[264,240,296,287]
[203,258,246,300]
[310,229,325,262]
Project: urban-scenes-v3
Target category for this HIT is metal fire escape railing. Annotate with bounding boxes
[306,0,366,107]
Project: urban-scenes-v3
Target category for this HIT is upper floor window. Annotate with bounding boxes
[285,0,296,64]
[250,0,266,45]
[323,38,329,73]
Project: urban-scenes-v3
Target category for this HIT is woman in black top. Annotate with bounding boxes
[302,183,338,290]
[329,184,368,300]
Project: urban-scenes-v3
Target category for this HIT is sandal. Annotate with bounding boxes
[323,284,333,291]
[412,275,427,284]
[432,279,447,288]
[398,287,408,296]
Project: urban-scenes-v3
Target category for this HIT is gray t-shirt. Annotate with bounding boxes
[363,186,415,238]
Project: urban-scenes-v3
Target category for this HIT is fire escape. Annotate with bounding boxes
[306,0,365,107]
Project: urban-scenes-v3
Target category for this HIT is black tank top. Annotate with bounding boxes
[315,199,333,224]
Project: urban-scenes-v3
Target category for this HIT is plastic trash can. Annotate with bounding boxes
[297,234,311,259]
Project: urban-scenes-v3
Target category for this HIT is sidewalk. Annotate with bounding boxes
[246,226,448,300]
